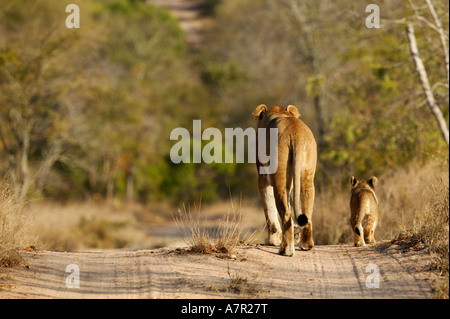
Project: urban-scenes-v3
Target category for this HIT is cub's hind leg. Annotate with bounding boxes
[352,218,365,247]
[364,213,377,244]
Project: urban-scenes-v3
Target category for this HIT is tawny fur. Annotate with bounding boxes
[253,104,317,256]
[349,176,379,247]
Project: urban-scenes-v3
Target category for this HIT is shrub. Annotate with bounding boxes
[0,183,29,267]
[394,179,449,298]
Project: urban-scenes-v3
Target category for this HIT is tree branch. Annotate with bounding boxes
[425,0,449,84]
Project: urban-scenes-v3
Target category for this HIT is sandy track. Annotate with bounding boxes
[148,0,212,47]
[1,241,434,299]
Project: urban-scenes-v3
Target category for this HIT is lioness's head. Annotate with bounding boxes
[350,176,378,190]
[253,104,301,126]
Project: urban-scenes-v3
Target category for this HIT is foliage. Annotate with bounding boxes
[0,0,448,206]
[198,0,449,189]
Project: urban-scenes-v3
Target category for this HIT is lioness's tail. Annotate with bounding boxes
[293,148,308,227]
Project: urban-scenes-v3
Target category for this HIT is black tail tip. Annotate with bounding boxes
[355,227,360,236]
[298,214,308,227]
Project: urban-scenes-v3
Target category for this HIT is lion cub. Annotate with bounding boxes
[349,176,379,247]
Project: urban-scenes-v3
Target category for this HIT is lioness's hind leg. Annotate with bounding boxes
[299,170,315,250]
[287,169,301,244]
[258,176,282,246]
[275,199,294,256]
[273,176,294,256]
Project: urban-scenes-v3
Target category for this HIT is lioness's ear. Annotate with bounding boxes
[253,104,268,121]
[368,176,378,188]
[350,176,357,187]
[287,105,301,118]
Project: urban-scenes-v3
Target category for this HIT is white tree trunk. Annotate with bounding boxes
[406,23,449,146]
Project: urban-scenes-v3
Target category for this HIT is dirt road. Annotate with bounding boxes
[148,0,213,47]
[0,241,435,299]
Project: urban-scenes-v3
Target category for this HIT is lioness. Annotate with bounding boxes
[253,104,317,256]
[349,176,379,247]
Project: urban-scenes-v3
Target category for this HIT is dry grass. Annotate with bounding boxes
[313,188,351,245]
[223,263,265,297]
[0,183,30,268]
[173,199,250,254]
[206,263,267,298]
[19,197,262,252]
[26,201,155,251]
[377,163,447,240]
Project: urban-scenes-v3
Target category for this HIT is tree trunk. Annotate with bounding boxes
[406,23,449,146]
[126,171,134,202]
[313,93,325,146]
[18,124,31,201]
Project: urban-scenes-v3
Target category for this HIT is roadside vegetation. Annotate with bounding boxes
[173,199,249,254]
[0,183,29,268]
[393,179,449,298]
